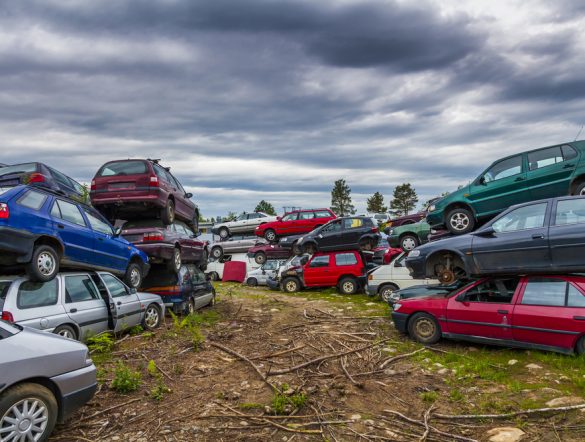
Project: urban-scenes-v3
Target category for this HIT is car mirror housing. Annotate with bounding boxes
[113,227,122,237]
[185,192,193,198]
[478,176,486,186]
[455,293,466,302]
[129,287,137,294]
[473,226,495,237]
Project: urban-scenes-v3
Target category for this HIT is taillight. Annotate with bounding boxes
[143,232,164,241]
[371,227,379,233]
[1,311,14,322]
[0,203,9,219]
[368,274,373,281]
[27,173,46,184]
[90,180,96,191]
[149,175,159,187]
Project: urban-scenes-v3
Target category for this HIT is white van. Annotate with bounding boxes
[205,253,260,281]
[366,253,437,302]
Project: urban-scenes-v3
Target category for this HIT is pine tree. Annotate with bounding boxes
[366,191,388,213]
[390,183,418,215]
[330,179,356,216]
[254,200,277,216]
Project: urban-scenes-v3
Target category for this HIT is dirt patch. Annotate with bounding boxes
[50,283,585,441]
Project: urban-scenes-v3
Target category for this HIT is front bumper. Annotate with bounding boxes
[366,283,378,297]
[0,226,37,263]
[391,312,409,333]
[51,363,97,421]
[357,275,367,288]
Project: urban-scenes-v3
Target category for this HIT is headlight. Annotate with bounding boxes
[428,204,436,212]
[281,238,287,242]
[390,292,400,301]
[298,237,303,242]
[393,303,402,311]
[388,229,394,235]
[409,250,420,257]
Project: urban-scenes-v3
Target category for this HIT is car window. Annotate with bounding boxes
[483,155,522,182]
[528,146,564,171]
[17,190,47,210]
[188,266,206,283]
[0,281,11,300]
[314,211,332,218]
[335,253,358,266]
[98,161,147,176]
[282,213,298,221]
[163,169,177,187]
[321,220,342,233]
[263,261,278,270]
[555,199,585,226]
[84,209,114,235]
[65,275,101,303]
[462,278,518,303]
[246,213,257,220]
[153,164,167,181]
[521,278,567,306]
[0,163,37,177]
[568,284,585,307]
[48,167,75,189]
[393,254,407,267]
[343,218,364,229]
[17,279,58,309]
[562,145,578,161]
[299,212,315,220]
[101,274,129,298]
[309,255,330,268]
[52,200,87,227]
[491,203,547,233]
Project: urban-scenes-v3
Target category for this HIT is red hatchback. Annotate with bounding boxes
[255,208,336,242]
[392,275,585,354]
[90,159,199,228]
[247,243,291,265]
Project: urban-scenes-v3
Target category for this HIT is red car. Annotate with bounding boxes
[247,243,292,265]
[90,159,199,228]
[255,208,336,242]
[373,246,402,265]
[281,250,366,295]
[392,275,585,354]
[122,220,208,273]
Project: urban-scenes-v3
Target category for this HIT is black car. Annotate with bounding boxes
[386,280,468,304]
[0,162,86,203]
[295,216,380,255]
[406,196,585,284]
[278,234,304,254]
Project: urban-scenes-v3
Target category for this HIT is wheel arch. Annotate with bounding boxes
[337,274,359,285]
[7,377,65,421]
[443,202,476,220]
[570,175,585,195]
[378,282,400,294]
[424,249,468,279]
[34,236,64,258]
[404,310,441,331]
[54,322,81,340]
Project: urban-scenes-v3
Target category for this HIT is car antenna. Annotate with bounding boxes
[147,158,161,164]
[575,123,584,141]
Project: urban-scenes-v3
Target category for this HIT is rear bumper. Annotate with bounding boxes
[391,312,409,333]
[135,243,175,261]
[51,363,97,422]
[0,226,37,263]
[90,190,165,208]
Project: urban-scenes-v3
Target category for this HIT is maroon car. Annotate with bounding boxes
[122,220,208,273]
[247,243,292,265]
[90,159,199,228]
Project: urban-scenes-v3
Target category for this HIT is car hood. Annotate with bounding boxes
[136,292,164,304]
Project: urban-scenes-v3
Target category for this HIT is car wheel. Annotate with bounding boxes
[168,248,182,273]
[282,277,300,293]
[302,243,317,255]
[359,238,376,251]
[400,234,419,251]
[0,383,58,442]
[575,336,585,355]
[125,262,143,288]
[209,272,220,281]
[199,250,208,271]
[573,182,585,196]
[209,290,216,306]
[379,284,399,303]
[142,304,162,330]
[187,297,195,315]
[292,242,301,255]
[161,199,175,225]
[254,252,267,265]
[26,245,59,282]
[246,277,258,287]
[219,227,229,239]
[53,324,78,340]
[408,312,441,345]
[339,277,358,295]
[211,246,223,260]
[445,208,475,235]
[264,229,277,242]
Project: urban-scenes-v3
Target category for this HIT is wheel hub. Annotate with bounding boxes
[416,319,435,338]
[1,398,48,441]
[450,213,469,231]
[37,252,55,275]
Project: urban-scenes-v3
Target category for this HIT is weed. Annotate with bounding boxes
[111,363,142,393]
[87,333,115,354]
[239,402,264,410]
[96,367,108,383]
[270,385,308,415]
[190,326,205,351]
[449,389,464,402]
[420,391,439,403]
[150,379,171,401]
[173,364,184,375]
[147,360,158,377]
[129,325,143,335]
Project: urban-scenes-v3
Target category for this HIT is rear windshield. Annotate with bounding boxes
[0,163,37,177]
[97,161,148,177]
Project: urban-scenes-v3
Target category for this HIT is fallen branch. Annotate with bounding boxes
[77,398,141,423]
[434,403,585,420]
[382,410,476,442]
[252,344,306,360]
[419,405,435,442]
[379,348,425,369]
[340,356,363,388]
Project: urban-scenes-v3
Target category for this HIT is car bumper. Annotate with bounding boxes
[425,211,443,228]
[366,284,378,296]
[391,312,409,333]
[135,243,175,261]
[51,363,97,421]
[266,278,280,290]
[0,226,37,263]
[90,190,164,208]
[405,256,426,279]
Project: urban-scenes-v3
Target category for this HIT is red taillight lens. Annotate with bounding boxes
[27,173,46,184]
[143,232,164,242]
[0,203,9,219]
[149,175,159,187]
[372,227,379,233]
[90,180,96,191]
[1,311,14,322]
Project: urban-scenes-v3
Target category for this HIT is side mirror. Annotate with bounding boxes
[394,260,402,268]
[455,293,466,302]
[478,176,486,186]
[473,226,495,237]
[185,192,193,198]
[277,216,282,221]
[129,287,137,294]
[113,227,122,237]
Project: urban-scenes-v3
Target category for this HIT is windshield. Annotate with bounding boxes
[0,163,37,177]
[98,161,147,177]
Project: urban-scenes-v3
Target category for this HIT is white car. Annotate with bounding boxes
[366,252,437,302]
[212,212,279,239]
[245,259,287,286]
[205,253,260,281]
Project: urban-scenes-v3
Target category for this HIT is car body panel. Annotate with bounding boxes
[245,259,287,286]
[212,212,278,235]
[366,253,437,296]
[297,216,379,253]
[210,236,266,257]
[301,251,366,289]
[255,209,336,239]
[387,221,430,250]
[247,243,292,260]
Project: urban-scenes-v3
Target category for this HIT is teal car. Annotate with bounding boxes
[388,221,430,251]
[427,140,585,234]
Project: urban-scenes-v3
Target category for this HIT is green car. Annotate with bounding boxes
[388,221,430,251]
[427,140,585,234]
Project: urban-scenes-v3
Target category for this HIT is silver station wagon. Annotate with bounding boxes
[0,271,165,341]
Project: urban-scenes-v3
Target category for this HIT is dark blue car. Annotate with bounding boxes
[0,185,149,287]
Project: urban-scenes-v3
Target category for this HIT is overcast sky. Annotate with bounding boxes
[1,0,584,217]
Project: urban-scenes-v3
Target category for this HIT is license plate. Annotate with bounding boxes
[109,182,135,190]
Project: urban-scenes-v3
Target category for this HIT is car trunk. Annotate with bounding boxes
[122,227,165,244]
[94,173,150,192]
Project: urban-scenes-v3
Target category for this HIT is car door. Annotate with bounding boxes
[316,220,343,250]
[445,278,519,340]
[188,266,213,308]
[99,273,142,332]
[175,222,201,261]
[303,255,331,286]
[50,199,95,264]
[296,211,316,233]
[471,202,550,273]
[341,218,365,247]
[527,145,579,200]
[467,154,530,218]
[548,197,585,271]
[279,212,300,235]
[169,173,195,220]
[82,208,129,272]
[63,274,109,340]
[13,278,68,332]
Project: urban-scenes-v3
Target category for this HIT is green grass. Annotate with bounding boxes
[420,391,439,403]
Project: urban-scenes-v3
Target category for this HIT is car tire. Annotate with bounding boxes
[400,234,419,252]
[254,252,267,265]
[573,182,585,196]
[199,250,208,271]
[576,336,585,355]
[359,238,376,251]
[208,271,220,281]
[338,277,358,295]
[142,303,162,330]
[407,312,441,345]
[264,229,277,242]
[219,227,229,239]
[445,208,475,235]
[209,290,216,307]
[282,277,300,293]
[246,277,258,287]
[168,248,182,273]
[26,244,59,282]
[161,199,175,225]
[53,324,78,340]
[0,383,58,442]
[186,297,195,315]
[125,262,143,288]
[211,246,223,260]
[378,284,399,303]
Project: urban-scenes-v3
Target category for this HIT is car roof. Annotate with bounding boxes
[501,194,585,213]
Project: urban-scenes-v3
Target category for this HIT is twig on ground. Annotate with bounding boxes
[340,356,363,388]
[434,403,585,420]
[379,348,425,369]
[251,344,306,360]
[419,405,435,442]
[76,398,142,423]
[382,409,477,442]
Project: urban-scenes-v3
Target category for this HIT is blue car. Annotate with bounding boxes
[0,185,149,287]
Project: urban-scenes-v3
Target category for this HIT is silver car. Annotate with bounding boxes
[245,259,287,286]
[209,236,267,260]
[0,271,165,341]
[0,320,97,441]
[212,212,278,239]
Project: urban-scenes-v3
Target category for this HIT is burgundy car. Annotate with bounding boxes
[90,159,199,228]
[384,212,426,233]
[122,220,208,273]
[247,243,292,265]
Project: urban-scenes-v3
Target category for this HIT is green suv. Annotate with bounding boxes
[426,140,585,234]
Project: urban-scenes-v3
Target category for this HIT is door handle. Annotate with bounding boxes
[514,177,525,182]
[574,316,585,321]
[564,164,575,169]
[531,234,544,239]
[497,309,508,314]
[57,224,65,229]
[70,308,78,313]
[117,302,122,306]
[98,237,104,241]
